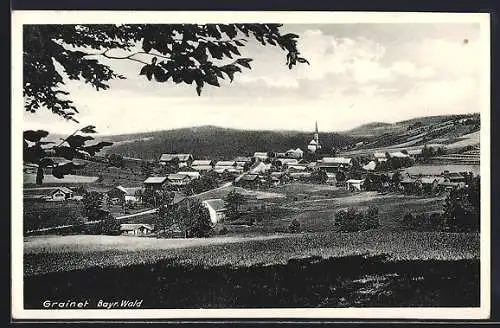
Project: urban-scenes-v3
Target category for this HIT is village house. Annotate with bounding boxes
[202,199,226,225]
[270,171,287,186]
[177,171,201,180]
[285,148,304,159]
[23,187,74,202]
[143,176,168,191]
[389,151,410,158]
[346,179,365,192]
[289,172,312,181]
[275,158,299,167]
[120,223,154,236]
[253,152,269,161]
[400,177,423,194]
[249,161,272,174]
[166,192,187,208]
[362,160,377,171]
[236,173,260,187]
[214,160,237,173]
[318,157,353,173]
[407,149,423,160]
[159,153,193,168]
[420,177,440,194]
[107,186,144,204]
[287,164,308,173]
[374,152,388,162]
[443,171,466,183]
[234,156,252,170]
[167,173,191,186]
[190,159,215,172]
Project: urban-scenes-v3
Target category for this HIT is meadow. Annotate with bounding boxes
[24,232,479,308]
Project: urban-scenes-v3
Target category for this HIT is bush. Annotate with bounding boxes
[218,226,229,235]
[335,207,380,232]
[288,219,301,233]
[401,212,445,231]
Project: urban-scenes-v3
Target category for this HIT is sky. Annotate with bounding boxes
[23,22,484,135]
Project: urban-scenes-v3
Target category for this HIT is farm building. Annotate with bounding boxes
[420,177,440,193]
[202,199,226,225]
[177,171,201,180]
[407,149,423,159]
[443,171,466,183]
[285,148,304,159]
[275,158,299,167]
[289,172,312,181]
[287,164,308,172]
[389,151,410,158]
[374,152,388,162]
[167,192,187,207]
[23,187,74,202]
[214,161,236,173]
[120,223,154,236]
[107,186,144,203]
[346,179,365,191]
[191,160,214,172]
[159,153,193,167]
[362,161,377,171]
[318,157,353,173]
[270,172,287,186]
[167,173,191,186]
[400,178,423,194]
[234,156,252,169]
[144,176,168,191]
[249,162,272,174]
[236,174,259,187]
[253,152,269,161]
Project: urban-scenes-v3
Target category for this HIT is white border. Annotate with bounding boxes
[11,10,491,320]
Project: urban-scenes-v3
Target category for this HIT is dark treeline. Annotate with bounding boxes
[101,126,358,160]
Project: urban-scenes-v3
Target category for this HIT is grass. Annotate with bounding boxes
[24,252,480,308]
[24,231,479,276]
[23,200,85,232]
[403,164,480,176]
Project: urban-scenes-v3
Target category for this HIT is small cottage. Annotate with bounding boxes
[346,179,365,192]
[202,199,226,225]
[120,223,154,236]
[159,153,193,167]
[144,176,168,191]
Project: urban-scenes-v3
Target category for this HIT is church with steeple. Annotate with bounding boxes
[307,121,322,153]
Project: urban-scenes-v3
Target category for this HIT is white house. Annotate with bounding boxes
[214,161,236,173]
[285,148,304,159]
[202,199,226,225]
[177,171,201,180]
[253,152,269,161]
[346,179,365,191]
[167,173,191,186]
[374,152,388,162]
[23,187,74,201]
[120,224,154,236]
[159,153,193,167]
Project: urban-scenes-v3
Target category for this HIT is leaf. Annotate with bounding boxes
[53,146,78,160]
[65,135,94,148]
[39,157,55,167]
[195,79,204,96]
[80,125,97,133]
[236,58,253,69]
[297,57,310,65]
[36,167,44,185]
[153,66,169,82]
[146,70,153,81]
[234,40,245,46]
[203,73,220,87]
[83,141,113,156]
[151,56,157,65]
[139,65,151,76]
[142,38,152,53]
[283,33,300,39]
[24,130,49,143]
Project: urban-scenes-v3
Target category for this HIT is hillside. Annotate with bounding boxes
[100,126,358,160]
[343,114,479,138]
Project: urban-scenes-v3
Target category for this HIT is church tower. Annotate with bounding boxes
[308,121,322,153]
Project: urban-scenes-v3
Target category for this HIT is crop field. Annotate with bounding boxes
[403,164,480,176]
[24,231,479,276]
[24,232,479,308]
[23,174,99,186]
[23,200,85,232]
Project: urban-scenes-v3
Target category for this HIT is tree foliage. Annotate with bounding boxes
[224,190,245,221]
[24,24,308,121]
[23,126,113,184]
[81,191,104,219]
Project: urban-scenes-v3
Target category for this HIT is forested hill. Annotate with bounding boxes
[100,126,358,160]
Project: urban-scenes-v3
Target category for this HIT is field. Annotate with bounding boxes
[23,200,85,232]
[22,181,480,308]
[24,232,479,308]
[402,164,480,176]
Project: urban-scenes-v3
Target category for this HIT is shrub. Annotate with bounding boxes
[218,226,229,235]
[288,219,301,233]
[335,207,380,232]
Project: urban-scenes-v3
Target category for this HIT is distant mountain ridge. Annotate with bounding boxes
[100,126,357,161]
